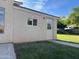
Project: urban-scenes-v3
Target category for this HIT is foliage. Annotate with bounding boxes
[0,29,4,33]
[57,18,67,29]
[74,6,79,13]
[66,7,79,27]
[57,29,68,34]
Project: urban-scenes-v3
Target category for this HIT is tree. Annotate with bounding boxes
[67,13,76,25]
[66,6,79,28]
[57,19,67,29]
[74,6,79,13]
[73,7,79,27]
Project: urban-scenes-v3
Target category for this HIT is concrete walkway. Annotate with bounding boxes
[49,40,79,48]
[0,43,16,59]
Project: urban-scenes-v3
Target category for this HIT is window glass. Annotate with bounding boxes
[27,18,32,25]
[47,23,51,30]
[0,7,5,33]
[33,19,37,26]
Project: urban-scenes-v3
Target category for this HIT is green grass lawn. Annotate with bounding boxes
[14,41,79,59]
[57,34,79,43]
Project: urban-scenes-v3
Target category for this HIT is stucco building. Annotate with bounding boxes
[0,0,59,43]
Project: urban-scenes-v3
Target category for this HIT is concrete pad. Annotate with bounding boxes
[0,43,16,59]
[50,40,79,48]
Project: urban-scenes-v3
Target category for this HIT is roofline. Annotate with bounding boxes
[14,1,23,5]
[13,4,60,19]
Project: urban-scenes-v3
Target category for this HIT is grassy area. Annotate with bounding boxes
[57,34,79,43]
[14,41,79,59]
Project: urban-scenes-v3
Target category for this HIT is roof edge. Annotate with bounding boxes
[13,4,60,19]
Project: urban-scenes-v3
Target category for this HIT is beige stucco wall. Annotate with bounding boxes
[0,0,13,43]
[0,0,57,43]
[52,19,57,39]
[47,18,57,40]
[13,6,57,43]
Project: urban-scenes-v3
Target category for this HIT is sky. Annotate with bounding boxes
[14,0,79,17]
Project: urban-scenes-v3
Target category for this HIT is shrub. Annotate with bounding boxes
[0,29,4,33]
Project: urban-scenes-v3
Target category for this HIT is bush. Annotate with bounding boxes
[0,29,4,33]
[57,29,79,35]
[57,29,68,34]
[74,27,79,29]
[65,29,79,35]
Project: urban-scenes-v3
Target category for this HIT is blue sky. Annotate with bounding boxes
[16,0,79,17]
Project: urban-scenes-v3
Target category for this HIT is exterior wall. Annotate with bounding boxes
[47,19,53,39]
[52,19,57,39]
[13,6,57,43]
[0,0,14,43]
[13,6,48,43]
[47,18,57,40]
[0,0,57,43]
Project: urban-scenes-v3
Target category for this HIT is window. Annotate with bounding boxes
[0,7,5,33]
[27,18,32,25]
[47,23,51,30]
[33,19,37,26]
[27,18,37,26]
